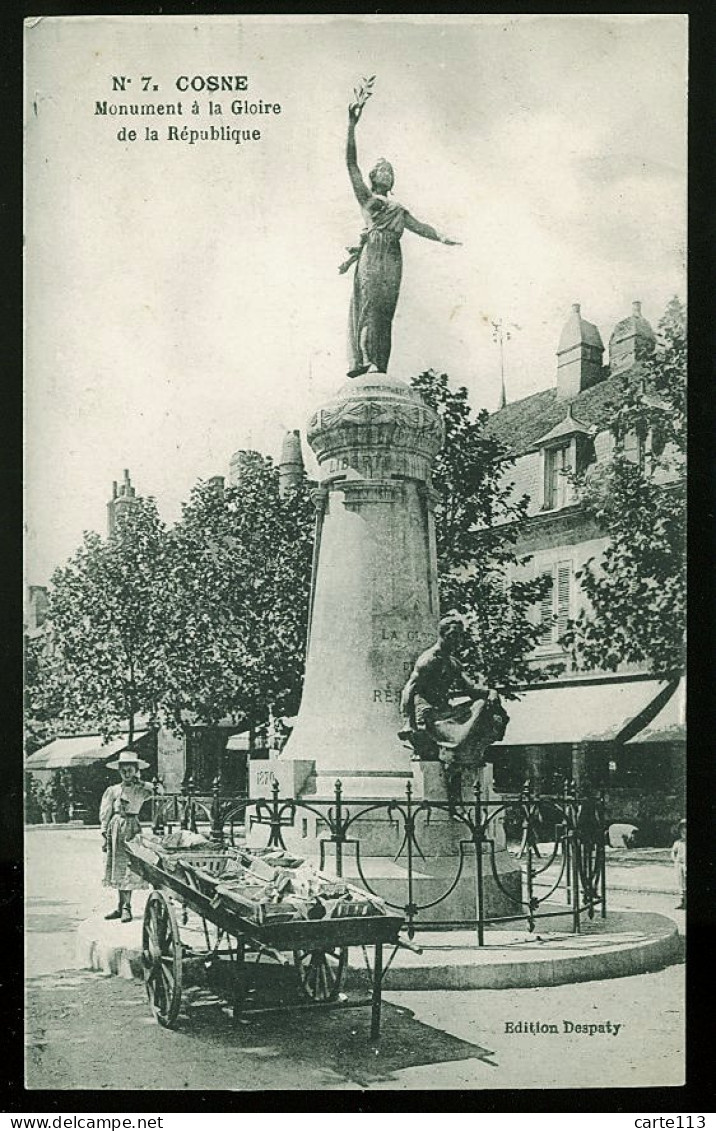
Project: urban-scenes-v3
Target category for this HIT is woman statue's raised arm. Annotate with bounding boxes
[346,102,371,207]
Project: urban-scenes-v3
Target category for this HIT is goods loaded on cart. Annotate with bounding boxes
[125,832,409,1043]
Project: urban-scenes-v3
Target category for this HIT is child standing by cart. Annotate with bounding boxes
[100,750,154,922]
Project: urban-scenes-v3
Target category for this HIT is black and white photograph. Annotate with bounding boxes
[23,14,687,1094]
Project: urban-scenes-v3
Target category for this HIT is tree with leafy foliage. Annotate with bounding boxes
[35,497,168,742]
[410,370,551,689]
[157,456,314,737]
[563,297,686,675]
[24,630,64,755]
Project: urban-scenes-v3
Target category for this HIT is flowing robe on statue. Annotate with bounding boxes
[348,195,406,374]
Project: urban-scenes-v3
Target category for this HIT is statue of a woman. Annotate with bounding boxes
[342,87,461,379]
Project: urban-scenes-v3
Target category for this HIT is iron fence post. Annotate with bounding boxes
[405,781,416,939]
[188,775,198,833]
[210,775,224,845]
[568,784,581,934]
[151,776,165,836]
[267,779,284,849]
[523,779,536,932]
[334,779,344,879]
[599,788,607,918]
[180,774,194,830]
[179,778,187,830]
[563,777,572,906]
[473,781,485,947]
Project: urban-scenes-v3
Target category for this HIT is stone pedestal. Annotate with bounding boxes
[280,372,444,799]
[249,371,521,922]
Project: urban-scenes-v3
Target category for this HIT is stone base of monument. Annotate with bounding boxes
[247,760,522,925]
[76,909,682,992]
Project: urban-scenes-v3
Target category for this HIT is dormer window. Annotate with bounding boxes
[533,406,594,512]
[543,442,572,510]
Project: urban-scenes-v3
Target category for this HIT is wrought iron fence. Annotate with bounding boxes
[141,775,606,945]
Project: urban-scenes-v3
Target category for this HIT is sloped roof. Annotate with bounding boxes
[533,411,594,447]
[485,372,628,457]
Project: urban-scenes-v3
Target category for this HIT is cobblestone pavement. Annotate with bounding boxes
[24,827,685,1092]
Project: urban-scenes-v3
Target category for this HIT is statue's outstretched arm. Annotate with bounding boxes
[404,211,461,245]
[346,106,371,207]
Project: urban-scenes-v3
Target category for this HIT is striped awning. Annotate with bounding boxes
[494,678,676,746]
[627,678,685,743]
[25,732,147,770]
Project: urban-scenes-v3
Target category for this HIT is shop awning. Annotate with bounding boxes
[627,678,685,743]
[226,733,251,752]
[25,732,147,770]
[494,678,675,746]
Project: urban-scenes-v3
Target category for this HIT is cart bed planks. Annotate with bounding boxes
[125,840,405,1043]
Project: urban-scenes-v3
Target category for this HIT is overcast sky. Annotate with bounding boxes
[25,14,687,585]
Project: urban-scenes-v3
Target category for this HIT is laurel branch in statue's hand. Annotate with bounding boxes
[349,75,376,124]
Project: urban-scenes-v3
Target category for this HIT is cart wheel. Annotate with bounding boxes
[142,890,183,1028]
[293,947,347,1002]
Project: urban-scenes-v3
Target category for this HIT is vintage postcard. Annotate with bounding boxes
[24,14,687,1095]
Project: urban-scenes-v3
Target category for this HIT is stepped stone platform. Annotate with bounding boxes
[76,903,681,991]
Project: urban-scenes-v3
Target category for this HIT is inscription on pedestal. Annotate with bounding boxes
[380,627,423,642]
[372,686,400,704]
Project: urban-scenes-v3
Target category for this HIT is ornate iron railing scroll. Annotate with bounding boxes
[151,776,606,944]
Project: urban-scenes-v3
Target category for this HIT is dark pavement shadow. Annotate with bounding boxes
[179,959,497,1086]
[26,964,497,1090]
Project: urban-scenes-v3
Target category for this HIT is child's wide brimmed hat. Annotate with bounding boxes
[106,749,149,771]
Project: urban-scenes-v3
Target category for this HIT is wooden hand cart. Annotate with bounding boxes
[125,840,407,1044]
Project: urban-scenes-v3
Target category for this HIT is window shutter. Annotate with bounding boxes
[558,444,573,507]
[544,444,572,509]
[539,567,554,644]
[556,562,571,640]
[543,450,554,509]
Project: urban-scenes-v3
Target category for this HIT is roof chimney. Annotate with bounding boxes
[108,470,139,535]
[609,300,655,377]
[279,429,305,498]
[556,303,604,400]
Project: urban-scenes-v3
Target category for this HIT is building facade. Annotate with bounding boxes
[484,301,684,844]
